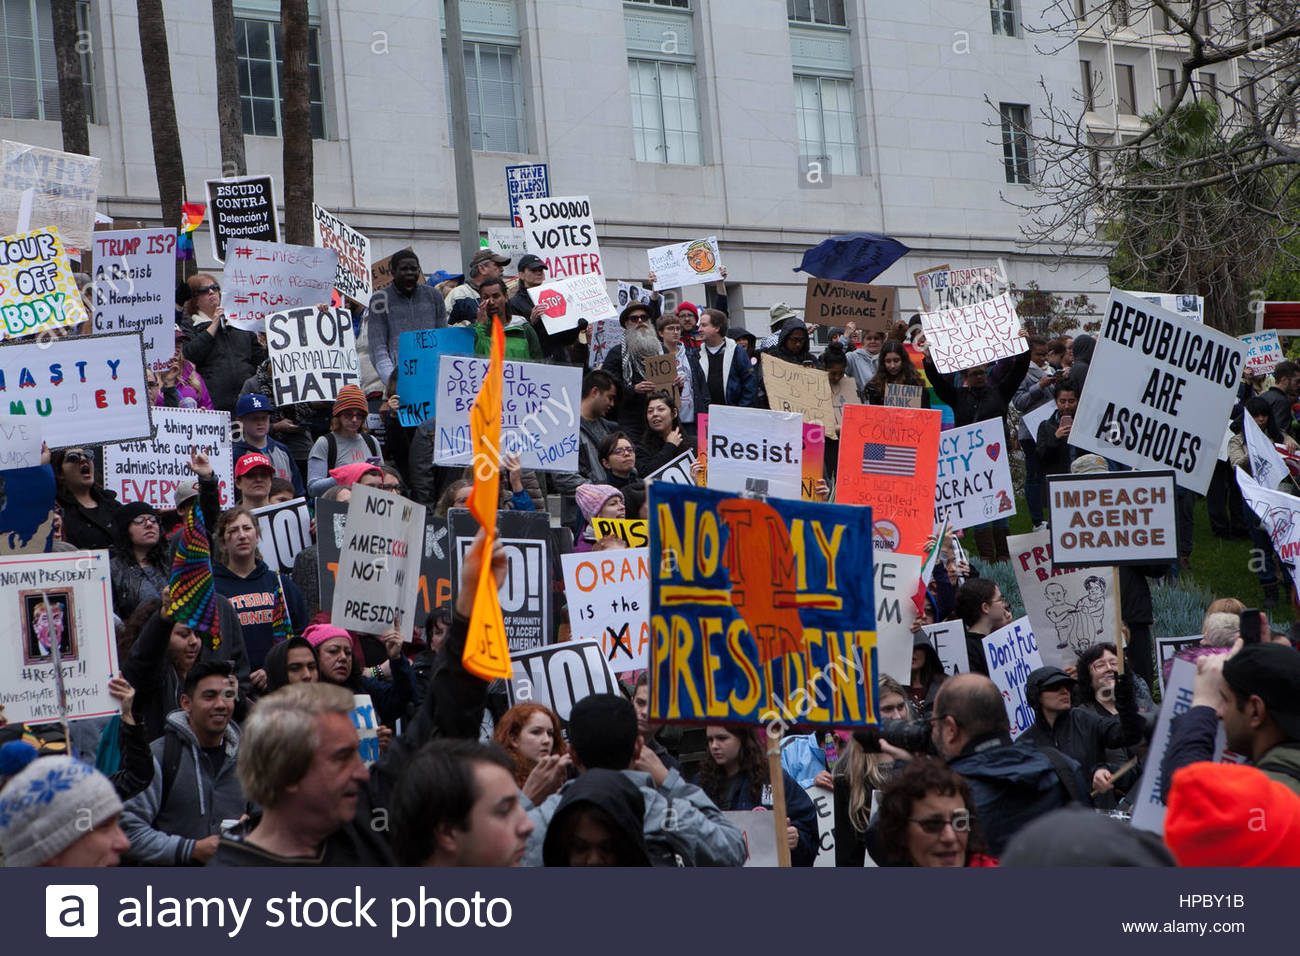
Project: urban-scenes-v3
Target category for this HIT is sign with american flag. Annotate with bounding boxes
[861,441,916,477]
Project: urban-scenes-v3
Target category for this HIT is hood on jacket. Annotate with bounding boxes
[263,636,314,692]
[951,740,1066,794]
[1000,806,1174,866]
[774,317,811,358]
[542,769,651,866]
[1070,334,1095,365]
[163,707,240,756]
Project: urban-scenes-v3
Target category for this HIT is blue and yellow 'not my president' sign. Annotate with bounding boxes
[648,482,878,729]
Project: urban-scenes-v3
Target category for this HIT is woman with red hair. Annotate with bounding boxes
[494,703,570,803]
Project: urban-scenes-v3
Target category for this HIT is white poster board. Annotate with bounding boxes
[913,263,1005,313]
[922,620,969,675]
[872,550,921,686]
[645,449,697,485]
[221,239,338,332]
[647,236,722,290]
[311,203,372,302]
[519,195,601,279]
[561,548,649,673]
[351,694,380,766]
[251,497,313,575]
[806,785,836,867]
[530,273,618,335]
[982,617,1043,740]
[615,281,654,310]
[103,408,234,511]
[92,228,176,370]
[920,292,1024,373]
[1046,471,1179,566]
[722,811,780,867]
[587,318,624,370]
[486,227,527,259]
[266,305,361,404]
[933,417,1016,530]
[0,413,43,470]
[332,486,426,635]
[705,406,803,499]
[1007,530,1116,670]
[1240,330,1283,376]
[0,140,101,250]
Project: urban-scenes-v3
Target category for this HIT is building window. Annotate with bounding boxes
[1080,59,1094,110]
[0,0,95,123]
[629,58,701,165]
[1158,67,1178,110]
[443,41,526,152]
[1154,7,1171,30]
[629,0,690,7]
[991,0,1018,36]
[1200,71,1218,104]
[1117,63,1137,115]
[999,102,1031,184]
[794,74,858,175]
[237,17,324,138]
[1111,0,1129,27]
[787,0,847,27]
[1087,132,1111,178]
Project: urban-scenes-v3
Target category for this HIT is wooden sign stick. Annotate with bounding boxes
[766,727,791,868]
[1112,566,1126,675]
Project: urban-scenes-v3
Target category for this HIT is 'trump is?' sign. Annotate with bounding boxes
[519,195,601,279]
[205,174,279,262]
[921,292,1026,374]
[1070,289,1244,494]
[91,228,175,370]
[1047,471,1179,566]
[266,306,360,404]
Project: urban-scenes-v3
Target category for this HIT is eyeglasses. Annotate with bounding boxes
[130,514,159,527]
[610,445,635,456]
[910,810,971,834]
[63,451,91,465]
[194,283,220,295]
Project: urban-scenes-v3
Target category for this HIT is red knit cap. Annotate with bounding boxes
[333,384,368,417]
[1165,762,1300,866]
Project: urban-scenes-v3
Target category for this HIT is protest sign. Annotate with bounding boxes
[923,620,970,675]
[913,263,1004,312]
[487,228,526,259]
[1155,635,1202,695]
[506,639,619,721]
[704,405,804,499]
[933,417,1016,530]
[562,548,650,672]
[530,273,617,336]
[451,509,552,651]
[1125,291,1204,324]
[266,305,360,405]
[616,281,654,310]
[103,408,234,511]
[642,352,679,405]
[803,423,826,500]
[803,278,894,333]
[1240,330,1283,376]
[0,413,42,470]
[506,163,550,227]
[981,617,1043,740]
[0,550,117,723]
[1243,412,1287,491]
[0,227,88,340]
[1236,468,1300,591]
[1020,399,1056,443]
[761,353,838,438]
[0,331,152,447]
[647,236,722,290]
[91,228,174,369]
[332,486,426,635]
[221,239,338,332]
[370,247,413,293]
[647,482,878,728]
[806,786,836,867]
[434,355,582,472]
[519,195,600,279]
[205,174,279,262]
[0,141,101,249]
[1046,471,1178,566]
[0,464,55,554]
[883,383,923,408]
[588,318,624,370]
[1008,530,1116,669]
[723,811,780,867]
[836,405,942,556]
[645,449,697,485]
[1071,290,1244,494]
[351,695,380,766]
[590,517,648,548]
[921,292,1026,374]
[252,497,313,575]
[873,550,921,685]
[395,326,476,426]
[311,203,371,302]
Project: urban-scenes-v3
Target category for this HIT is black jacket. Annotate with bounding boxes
[213,815,395,867]
[542,769,651,866]
[924,350,1032,431]
[1021,673,1144,777]
[1261,385,1295,440]
[58,485,121,552]
[1035,410,1075,476]
[181,316,266,413]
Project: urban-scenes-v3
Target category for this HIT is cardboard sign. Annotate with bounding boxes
[0,331,152,447]
[252,497,313,575]
[519,195,601,279]
[0,227,88,340]
[647,236,722,290]
[645,449,697,485]
[0,141,101,250]
[205,174,279,262]
[90,228,175,369]
[704,405,804,499]
[923,620,969,675]
[981,617,1043,740]
[803,278,894,333]
[395,326,476,426]
[332,486,426,635]
[647,482,878,728]
[1046,471,1178,566]
[562,547,650,672]
[221,239,338,333]
[1240,330,1283,376]
[615,281,654,310]
[506,639,619,722]
[0,550,118,723]
[451,509,552,651]
[913,263,1004,312]
[506,163,550,228]
[883,383,923,408]
[873,550,921,685]
[836,405,942,556]
[761,354,838,438]
[642,352,679,406]
[807,785,836,866]
[0,413,42,470]
[1008,530,1116,669]
[486,228,526,259]
[934,417,1016,530]
[311,203,371,302]
[266,305,360,405]
[723,811,780,867]
[1071,290,1245,494]
[587,318,624,370]
[530,273,617,336]
[351,694,380,766]
[433,355,582,473]
[921,292,1025,374]
[590,517,648,548]
[0,464,55,555]
[370,247,414,294]
[103,408,234,511]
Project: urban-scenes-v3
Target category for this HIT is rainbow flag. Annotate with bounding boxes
[177,202,205,260]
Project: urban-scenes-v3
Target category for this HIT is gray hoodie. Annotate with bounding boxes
[365,283,448,384]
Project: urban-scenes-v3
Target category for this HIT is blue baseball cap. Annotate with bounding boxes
[235,393,272,417]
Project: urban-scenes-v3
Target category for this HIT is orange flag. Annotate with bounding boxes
[461,316,511,680]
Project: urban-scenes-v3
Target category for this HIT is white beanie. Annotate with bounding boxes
[0,756,122,866]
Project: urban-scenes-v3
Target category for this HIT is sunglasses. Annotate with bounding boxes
[63,451,91,465]
[910,809,971,834]
[194,283,221,295]
[340,410,367,419]
[130,514,159,527]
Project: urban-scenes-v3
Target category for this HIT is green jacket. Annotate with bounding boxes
[475,318,542,361]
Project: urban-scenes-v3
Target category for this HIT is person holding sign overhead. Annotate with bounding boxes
[180,273,265,414]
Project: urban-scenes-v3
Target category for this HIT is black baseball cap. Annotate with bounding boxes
[518,254,546,271]
[1224,644,1300,738]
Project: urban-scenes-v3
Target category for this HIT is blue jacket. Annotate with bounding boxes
[710,769,820,866]
[232,434,305,497]
[212,559,308,671]
[698,337,757,407]
[946,735,1083,856]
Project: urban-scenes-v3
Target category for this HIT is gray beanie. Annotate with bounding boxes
[0,756,122,866]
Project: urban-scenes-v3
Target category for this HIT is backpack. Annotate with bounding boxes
[325,432,381,470]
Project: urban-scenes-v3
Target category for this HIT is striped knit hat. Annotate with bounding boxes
[333,384,368,418]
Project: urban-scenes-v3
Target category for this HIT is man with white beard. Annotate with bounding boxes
[601,302,667,442]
